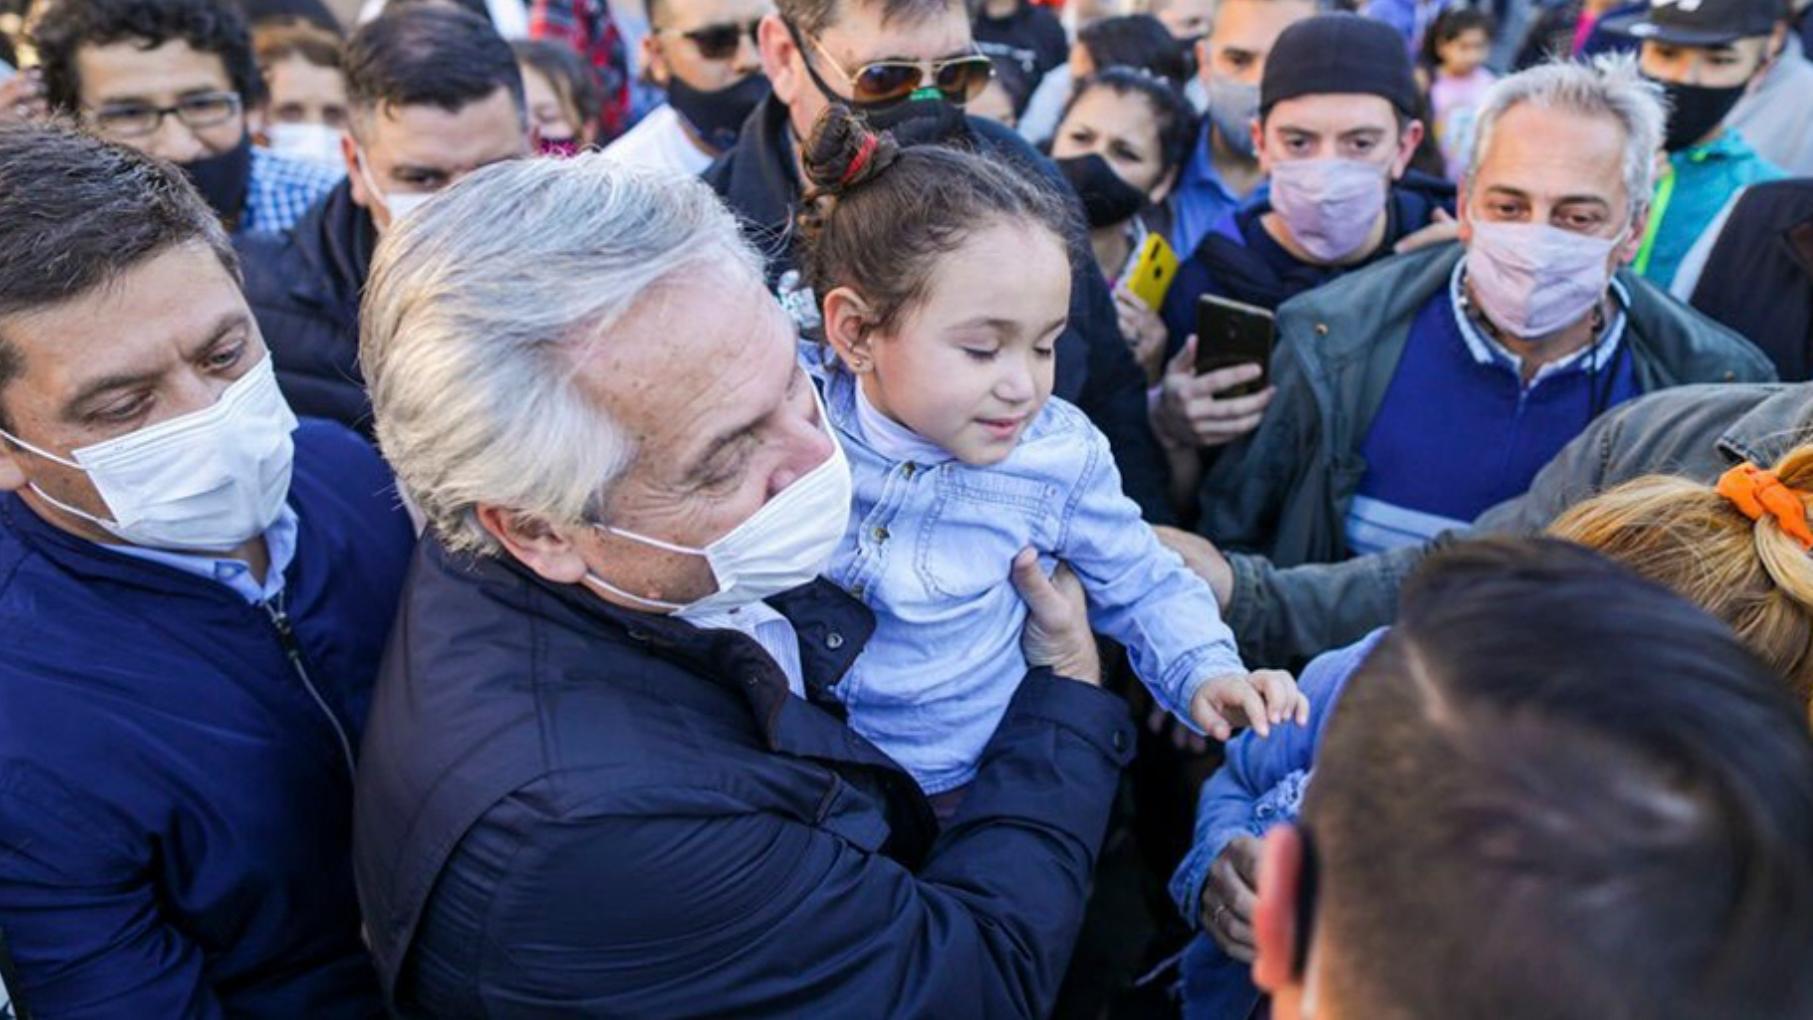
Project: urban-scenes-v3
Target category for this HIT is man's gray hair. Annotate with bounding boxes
[360,155,764,555]
[1466,53,1667,222]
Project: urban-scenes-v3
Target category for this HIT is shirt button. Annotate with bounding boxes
[850,582,866,598]
[902,462,917,478]
[825,632,845,650]
[872,526,890,542]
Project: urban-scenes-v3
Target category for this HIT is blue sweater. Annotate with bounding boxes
[0,421,414,1018]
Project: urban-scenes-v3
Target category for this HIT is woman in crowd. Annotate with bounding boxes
[792,105,1304,816]
[1172,443,1813,1018]
[513,37,602,154]
[1050,67,1198,383]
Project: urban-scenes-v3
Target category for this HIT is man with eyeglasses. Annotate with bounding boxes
[33,0,340,234]
[705,0,1174,521]
[237,4,532,435]
[603,0,773,174]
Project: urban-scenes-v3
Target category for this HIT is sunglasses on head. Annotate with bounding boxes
[787,21,994,107]
[674,19,761,60]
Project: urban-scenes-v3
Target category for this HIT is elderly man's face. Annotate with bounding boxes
[1458,102,1642,263]
[573,258,835,609]
[0,241,269,552]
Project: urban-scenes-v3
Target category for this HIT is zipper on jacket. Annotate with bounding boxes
[261,591,357,775]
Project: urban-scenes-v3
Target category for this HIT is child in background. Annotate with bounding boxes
[252,19,350,170]
[796,107,1305,811]
[513,39,603,156]
[1423,6,1496,182]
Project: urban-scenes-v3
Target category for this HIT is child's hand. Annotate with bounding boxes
[1189,669,1308,741]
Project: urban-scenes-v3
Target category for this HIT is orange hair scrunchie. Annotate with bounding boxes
[1717,463,1813,551]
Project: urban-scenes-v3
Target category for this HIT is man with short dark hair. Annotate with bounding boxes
[238,3,530,435]
[602,0,773,174]
[0,123,412,1019]
[705,0,1173,519]
[33,0,340,232]
[1251,538,1813,1019]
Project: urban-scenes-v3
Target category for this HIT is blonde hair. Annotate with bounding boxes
[1549,444,1813,720]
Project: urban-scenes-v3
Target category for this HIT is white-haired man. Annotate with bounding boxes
[350,155,1131,1016]
[1189,55,1774,571]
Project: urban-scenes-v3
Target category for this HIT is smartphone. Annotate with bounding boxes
[1121,232,1179,311]
[1195,294,1275,398]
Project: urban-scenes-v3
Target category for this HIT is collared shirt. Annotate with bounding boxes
[687,600,807,698]
[106,505,299,604]
[1169,122,1266,257]
[241,147,342,235]
[602,104,715,177]
[1450,258,1630,388]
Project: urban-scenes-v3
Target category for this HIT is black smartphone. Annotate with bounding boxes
[1195,294,1275,398]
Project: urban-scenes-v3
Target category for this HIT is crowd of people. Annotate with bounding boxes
[0,0,1810,1013]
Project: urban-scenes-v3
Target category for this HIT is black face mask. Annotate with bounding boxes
[1055,153,1148,228]
[668,73,772,154]
[1653,77,1749,152]
[180,133,252,228]
[859,92,972,145]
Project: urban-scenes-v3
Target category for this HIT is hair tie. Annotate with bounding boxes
[1717,463,1813,551]
[840,132,880,188]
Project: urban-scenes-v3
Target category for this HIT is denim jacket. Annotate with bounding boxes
[811,349,1243,794]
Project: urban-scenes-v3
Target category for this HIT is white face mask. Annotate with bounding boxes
[584,399,853,620]
[356,148,435,223]
[267,122,346,170]
[0,355,299,551]
[1465,220,1624,339]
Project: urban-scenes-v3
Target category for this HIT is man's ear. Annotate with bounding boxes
[1195,36,1213,86]
[248,105,269,145]
[476,505,590,584]
[641,34,671,88]
[1252,824,1308,1002]
[759,13,802,107]
[1455,180,1474,244]
[0,436,28,494]
[1249,114,1266,170]
[341,131,370,208]
[1616,204,1650,266]
[821,287,878,372]
[1392,118,1426,179]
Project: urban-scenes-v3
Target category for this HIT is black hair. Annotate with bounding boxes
[1060,66,1197,177]
[35,0,265,113]
[1421,4,1494,70]
[796,105,1075,335]
[0,123,237,429]
[343,3,523,127]
[512,38,603,129]
[1305,537,1813,1019]
[1079,14,1188,86]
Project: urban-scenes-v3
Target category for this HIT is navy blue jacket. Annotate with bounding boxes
[238,181,377,437]
[704,96,1173,523]
[0,421,414,1018]
[354,535,1137,1016]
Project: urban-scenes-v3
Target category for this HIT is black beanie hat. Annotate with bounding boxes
[1259,13,1420,117]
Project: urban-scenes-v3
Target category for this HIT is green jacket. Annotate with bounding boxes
[1196,242,1777,571]
[1226,382,1813,668]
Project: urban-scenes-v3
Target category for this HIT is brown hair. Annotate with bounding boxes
[795,105,1076,336]
[1549,443,1813,716]
[253,17,343,71]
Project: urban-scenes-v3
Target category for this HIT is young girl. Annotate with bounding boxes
[1422,7,1496,182]
[1050,68,1197,384]
[513,39,603,156]
[795,107,1305,808]
[1171,445,1813,1019]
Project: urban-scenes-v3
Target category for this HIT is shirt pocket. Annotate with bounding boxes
[914,466,1060,601]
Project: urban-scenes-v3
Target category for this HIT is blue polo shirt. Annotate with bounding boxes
[1169,121,1267,258]
[1344,262,1639,555]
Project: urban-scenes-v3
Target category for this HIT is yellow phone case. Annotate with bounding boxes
[1123,233,1180,311]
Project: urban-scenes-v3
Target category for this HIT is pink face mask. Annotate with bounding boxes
[1267,157,1390,263]
[1465,221,1622,339]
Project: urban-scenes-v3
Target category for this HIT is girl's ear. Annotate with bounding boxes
[822,286,879,372]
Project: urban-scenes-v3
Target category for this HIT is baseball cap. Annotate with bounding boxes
[1260,13,1420,118]
[1601,0,1785,47]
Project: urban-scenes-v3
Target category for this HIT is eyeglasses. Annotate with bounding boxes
[788,22,994,107]
[88,91,242,139]
[669,19,762,60]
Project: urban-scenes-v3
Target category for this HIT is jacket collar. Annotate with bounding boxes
[1716,384,1813,468]
[288,178,378,316]
[714,95,806,276]
[0,491,269,603]
[437,536,880,755]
